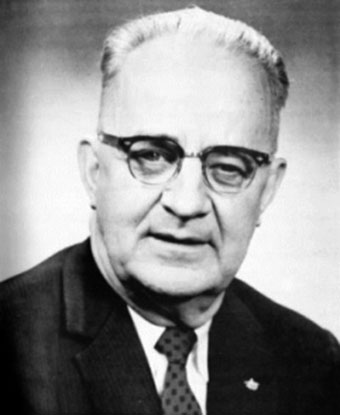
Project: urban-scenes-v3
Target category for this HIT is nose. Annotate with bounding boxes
[160,158,211,220]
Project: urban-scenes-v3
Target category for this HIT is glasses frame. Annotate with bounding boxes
[98,132,274,193]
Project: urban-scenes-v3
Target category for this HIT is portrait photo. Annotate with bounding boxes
[1,1,339,414]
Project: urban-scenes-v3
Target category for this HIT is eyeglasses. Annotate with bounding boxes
[98,132,273,194]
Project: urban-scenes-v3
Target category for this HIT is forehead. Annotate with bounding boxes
[99,34,274,151]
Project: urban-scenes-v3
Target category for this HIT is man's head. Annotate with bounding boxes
[79,7,288,327]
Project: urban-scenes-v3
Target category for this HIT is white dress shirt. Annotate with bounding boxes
[128,307,211,415]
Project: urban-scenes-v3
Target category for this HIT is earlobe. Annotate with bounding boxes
[78,139,100,209]
[259,157,287,214]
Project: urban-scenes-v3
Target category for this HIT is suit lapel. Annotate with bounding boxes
[62,240,162,415]
[207,283,278,415]
[74,307,162,415]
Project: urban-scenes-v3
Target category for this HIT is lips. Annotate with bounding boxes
[149,231,209,246]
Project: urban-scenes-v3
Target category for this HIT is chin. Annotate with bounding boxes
[124,261,226,298]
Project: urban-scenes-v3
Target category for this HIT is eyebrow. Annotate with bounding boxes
[101,132,180,143]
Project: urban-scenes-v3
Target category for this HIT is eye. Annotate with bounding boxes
[129,149,175,167]
[208,163,246,187]
[132,149,164,162]
[204,151,255,189]
[207,154,251,177]
[129,140,178,164]
[212,162,246,177]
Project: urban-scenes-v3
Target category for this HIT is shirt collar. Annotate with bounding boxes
[128,306,211,382]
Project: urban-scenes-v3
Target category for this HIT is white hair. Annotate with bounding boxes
[100,6,289,142]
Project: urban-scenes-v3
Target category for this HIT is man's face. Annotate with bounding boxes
[86,36,284,299]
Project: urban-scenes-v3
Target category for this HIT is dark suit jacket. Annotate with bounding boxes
[1,239,339,414]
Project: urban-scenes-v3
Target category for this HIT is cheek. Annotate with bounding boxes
[215,193,262,253]
[95,167,162,258]
[97,163,144,224]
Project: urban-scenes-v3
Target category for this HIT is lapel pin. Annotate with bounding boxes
[244,378,260,391]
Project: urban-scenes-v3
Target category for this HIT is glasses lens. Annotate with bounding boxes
[204,150,256,193]
[128,139,179,184]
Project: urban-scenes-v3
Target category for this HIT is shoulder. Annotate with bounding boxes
[0,245,72,305]
[0,241,90,316]
[226,279,340,413]
[230,278,340,362]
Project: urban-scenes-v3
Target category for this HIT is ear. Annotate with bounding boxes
[259,157,287,215]
[78,139,100,209]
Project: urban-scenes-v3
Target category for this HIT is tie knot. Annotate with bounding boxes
[155,327,197,364]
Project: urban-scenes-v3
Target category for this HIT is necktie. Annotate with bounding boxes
[155,326,203,415]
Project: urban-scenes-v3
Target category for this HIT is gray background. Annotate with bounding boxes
[1,0,339,338]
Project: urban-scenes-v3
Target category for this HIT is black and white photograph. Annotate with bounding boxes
[1,1,339,414]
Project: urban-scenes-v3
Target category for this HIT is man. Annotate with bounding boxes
[1,7,339,415]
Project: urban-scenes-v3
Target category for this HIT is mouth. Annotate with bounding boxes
[148,232,209,247]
